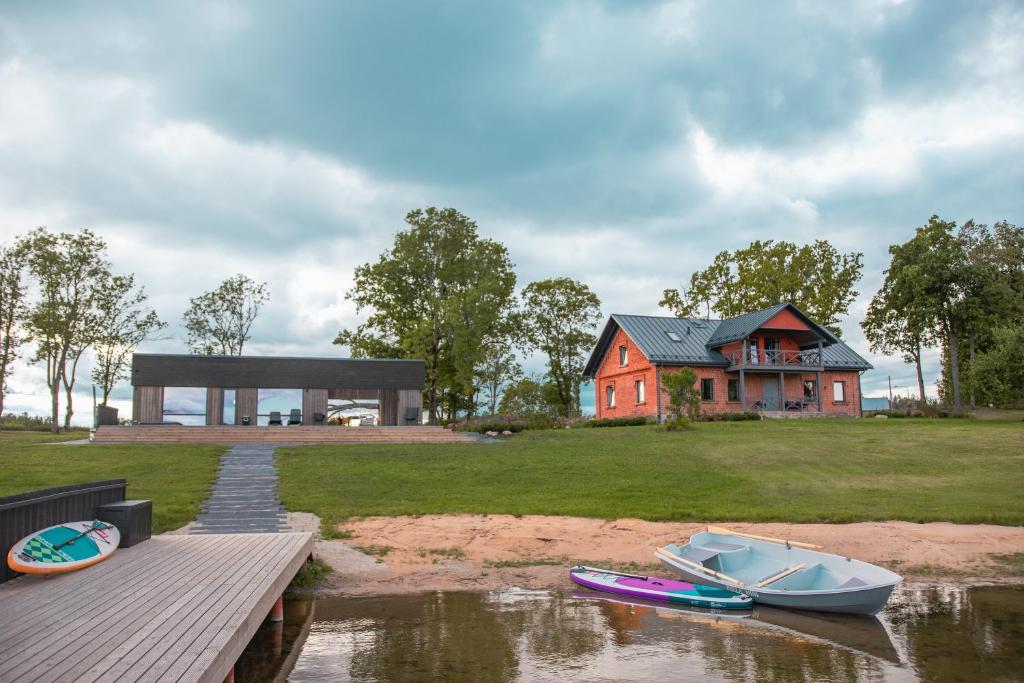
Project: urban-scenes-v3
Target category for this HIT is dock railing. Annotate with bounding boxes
[0,479,127,583]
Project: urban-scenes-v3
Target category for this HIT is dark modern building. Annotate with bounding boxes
[130,353,425,426]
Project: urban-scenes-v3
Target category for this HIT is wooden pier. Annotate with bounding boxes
[0,531,313,682]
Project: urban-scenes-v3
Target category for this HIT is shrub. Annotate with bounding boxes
[584,416,650,428]
[663,416,694,432]
[451,415,528,433]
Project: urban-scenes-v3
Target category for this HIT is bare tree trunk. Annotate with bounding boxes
[914,343,926,404]
[968,335,976,409]
[50,381,60,433]
[946,320,962,410]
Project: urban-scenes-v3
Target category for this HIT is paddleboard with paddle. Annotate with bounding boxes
[570,565,753,609]
[7,520,119,575]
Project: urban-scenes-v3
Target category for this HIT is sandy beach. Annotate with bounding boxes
[285,513,1024,596]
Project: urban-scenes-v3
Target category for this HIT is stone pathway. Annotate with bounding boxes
[190,444,290,534]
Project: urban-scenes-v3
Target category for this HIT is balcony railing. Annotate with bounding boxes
[725,348,822,368]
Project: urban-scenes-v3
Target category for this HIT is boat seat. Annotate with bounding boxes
[703,541,746,552]
[837,576,867,589]
[678,546,720,564]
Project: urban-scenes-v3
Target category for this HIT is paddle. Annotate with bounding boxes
[51,521,113,552]
[576,565,649,581]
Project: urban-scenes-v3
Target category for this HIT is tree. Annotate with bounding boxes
[183,274,268,355]
[519,278,602,417]
[335,208,517,423]
[24,228,111,432]
[497,377,559,418]
[91,274,167,405]
[969,326,1024,407]
[661,367,701,421]
[0,240,30,416]
[660,240,863,335]
[862,282,932,402]
[474,342,522,416]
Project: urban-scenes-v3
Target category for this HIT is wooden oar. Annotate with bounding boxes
[575,565,648,581]
[655,546,746,587]
[706,526,823,550]
[753,563,808,588]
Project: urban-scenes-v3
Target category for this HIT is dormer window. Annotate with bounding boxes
[618,345,628,366]
[666,331,682,342]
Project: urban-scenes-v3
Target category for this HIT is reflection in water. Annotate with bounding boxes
[281,585,1023,682]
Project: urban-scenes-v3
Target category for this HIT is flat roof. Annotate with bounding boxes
[131,353,425,390]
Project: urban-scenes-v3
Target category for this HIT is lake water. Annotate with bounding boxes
[236,584,1023,682]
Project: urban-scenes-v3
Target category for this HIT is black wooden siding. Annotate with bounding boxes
[0,480,127,583]
[131,354,425,390]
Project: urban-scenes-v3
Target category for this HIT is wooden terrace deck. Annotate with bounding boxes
[0,532,313,682]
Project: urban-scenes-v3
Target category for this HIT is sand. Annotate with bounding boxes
[286,513,1024,596]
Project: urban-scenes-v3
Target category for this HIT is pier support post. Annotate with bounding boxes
[270,595,284,622]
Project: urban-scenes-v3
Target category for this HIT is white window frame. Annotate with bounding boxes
[606,384,616,408]
[635,379,645,404]
[834,381,846,402]
[619,345,628,366]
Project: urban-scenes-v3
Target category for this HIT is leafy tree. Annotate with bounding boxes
[497,377,559,418]
[91,274,166,405]
[0,240,30,416]
[474,342,522,416]
[660,240,863,335]
[183,274,268,355]
[969,326,1024,408]
[661,367,700,420]
[519,278,602,417]
[862,282,933,402]
[336,208,517,423]
[24,228,111,432]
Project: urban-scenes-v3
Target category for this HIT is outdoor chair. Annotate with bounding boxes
[288,409,302,425]
[268,411,283,426]
[313,412,326,425]
[403,407,420,425]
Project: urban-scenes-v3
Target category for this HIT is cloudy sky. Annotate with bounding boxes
[1,1,1022,422]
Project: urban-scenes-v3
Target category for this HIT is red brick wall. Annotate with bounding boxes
[593,327,659,420]
[762,308,812,330]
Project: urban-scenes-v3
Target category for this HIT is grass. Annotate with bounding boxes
[276,419,1024,532]
[288,557,333,588]
[0,430,89,444]
[354,544,393,558]
[0,431,224,533]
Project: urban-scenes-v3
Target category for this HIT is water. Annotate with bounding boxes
[236,584,1024,682]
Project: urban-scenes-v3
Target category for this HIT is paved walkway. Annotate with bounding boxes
[190,444,290,534]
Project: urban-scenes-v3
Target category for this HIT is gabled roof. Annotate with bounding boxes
[583,306,872,378]
[706,302,840,347]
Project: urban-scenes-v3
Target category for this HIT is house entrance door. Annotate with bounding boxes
[762,377,779,411]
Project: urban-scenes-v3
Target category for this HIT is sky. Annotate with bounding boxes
[1,1,1022,423]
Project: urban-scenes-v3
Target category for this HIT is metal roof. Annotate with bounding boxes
[583,310,872,377]
[706,302,840,346]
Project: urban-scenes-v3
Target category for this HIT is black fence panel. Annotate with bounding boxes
[0,479,126,583]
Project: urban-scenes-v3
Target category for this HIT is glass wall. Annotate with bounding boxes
[162,387,208,426]
[257,388,303,426]
[223,389,237,425]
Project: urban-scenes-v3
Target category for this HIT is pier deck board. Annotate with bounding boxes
[0,532,312,683]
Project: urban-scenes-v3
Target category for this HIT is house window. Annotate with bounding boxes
[804,380,816,399]
[834,381,846,402]
[619,345,628,366]
[606,385,616,408]
[728,379,738,402]
[701,378,714,401]
[635,379,645,404]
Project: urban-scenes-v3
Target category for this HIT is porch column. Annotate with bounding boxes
[205,388,224,425]
[778,372,784,412]
[816,371,823,412]
[739,369,745,411]
[236,388,258,425]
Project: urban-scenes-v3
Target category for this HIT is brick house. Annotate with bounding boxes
[583,303,871,420]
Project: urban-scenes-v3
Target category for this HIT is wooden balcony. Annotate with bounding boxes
[725,348,823,371]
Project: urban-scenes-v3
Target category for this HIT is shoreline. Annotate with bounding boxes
[284,513,1024,597]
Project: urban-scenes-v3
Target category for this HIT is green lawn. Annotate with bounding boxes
[0,432,224,533]
[275,419,1024,532]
